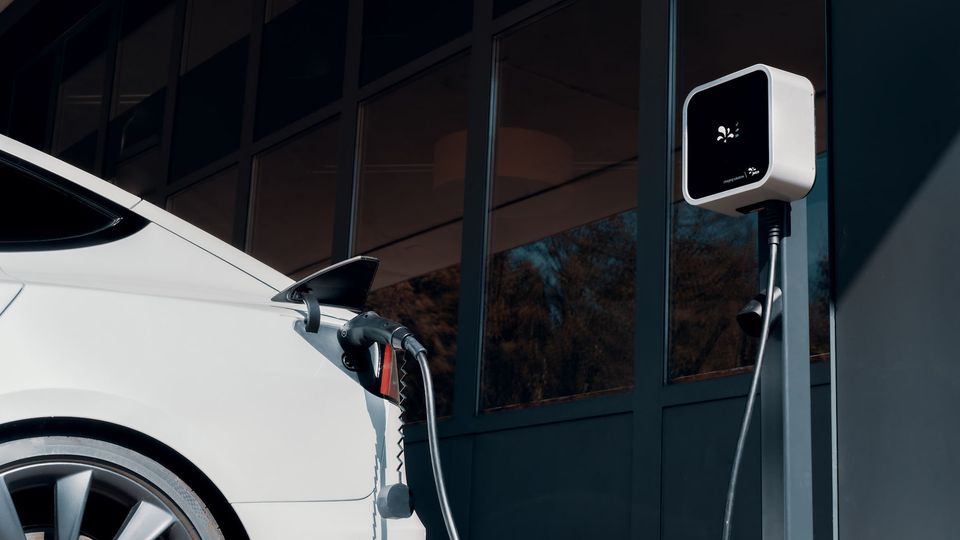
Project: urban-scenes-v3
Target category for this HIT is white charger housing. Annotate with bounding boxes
[682,64,816,216]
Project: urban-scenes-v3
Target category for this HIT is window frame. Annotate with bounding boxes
[0,150,148,252]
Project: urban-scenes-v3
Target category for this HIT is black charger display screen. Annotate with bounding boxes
[686,70,769,200]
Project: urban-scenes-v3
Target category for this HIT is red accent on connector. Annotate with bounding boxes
[380,345,395,398]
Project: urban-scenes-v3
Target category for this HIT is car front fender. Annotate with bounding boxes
[0,282,378,504]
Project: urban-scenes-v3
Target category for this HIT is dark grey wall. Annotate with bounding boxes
[407,382,834,539]
[831,1,960,538]
[406,414,635,539]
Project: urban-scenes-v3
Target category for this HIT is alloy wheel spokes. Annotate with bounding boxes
[55,470,92,540]
[0,476,25,540]
[0,462,187,540]
[114,501,175,540]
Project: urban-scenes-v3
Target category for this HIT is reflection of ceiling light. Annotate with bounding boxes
[433,128,574,188]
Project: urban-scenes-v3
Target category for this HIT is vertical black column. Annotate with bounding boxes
[330,0,364,262]
[94,0,121,178]
[158,0,188,192]
[832,1,960,538]
[452,0,494,425]
[760,200,813,540]
[631,0,671,535]
[233,0,266,249]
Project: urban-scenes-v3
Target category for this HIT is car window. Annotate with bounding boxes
[0,156,142,249]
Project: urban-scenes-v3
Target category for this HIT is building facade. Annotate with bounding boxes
[1,0,958,538]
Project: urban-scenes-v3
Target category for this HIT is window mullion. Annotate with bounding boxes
[453,0,496,423]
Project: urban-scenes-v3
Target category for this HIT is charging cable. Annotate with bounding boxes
[338,312,461,540]
[721,202,788,540]
[411,343,460,540]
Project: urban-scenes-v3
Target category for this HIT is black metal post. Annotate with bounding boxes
[761,198,814,539]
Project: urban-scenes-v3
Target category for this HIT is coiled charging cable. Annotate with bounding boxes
[722,202,787,540]
[338,313,461,540]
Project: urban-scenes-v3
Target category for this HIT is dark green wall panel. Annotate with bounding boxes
[831,0,960,538]
[662,396,761,540]
[661,384,832,540]
[469,414,632,539]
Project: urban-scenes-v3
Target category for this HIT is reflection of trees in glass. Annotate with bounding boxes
[809,246,831,360]
[807,154,832,361]
[366,266,460,421]
[482,211,636,410]
[669,203,758,380]
[669,202,832,382]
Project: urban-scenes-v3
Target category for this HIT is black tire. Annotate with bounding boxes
[0,435,223,539]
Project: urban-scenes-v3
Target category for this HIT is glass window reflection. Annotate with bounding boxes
[494,0,530,17]
[114,147,164,200]
[481,0,641,411]
[360,0,471,84]
[249,121,339,277]
[356,56,471,420]
[107,1,175,163]
[256,0,346,138]
[180,0,252,73]
[53,15,109,171]
[10,54,56,151]
[166,166,239,244]
[668,0,828,382]
[171,0,252,178]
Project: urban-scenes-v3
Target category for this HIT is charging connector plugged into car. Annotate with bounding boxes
[336,311,461,540]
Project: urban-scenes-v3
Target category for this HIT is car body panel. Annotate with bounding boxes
[0,223,272,306]
[0,269,22,314]
[0,133,292,296]
[0,274,376,502]
[0,135,424,536]
[132,200,293,293]
[234,499,426,539]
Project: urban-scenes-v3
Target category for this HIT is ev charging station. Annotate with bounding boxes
[288,63,817,540]
[682,64,816,540]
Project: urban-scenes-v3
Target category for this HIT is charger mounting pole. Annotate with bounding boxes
[759,198,814,540]
[681,64,816,539]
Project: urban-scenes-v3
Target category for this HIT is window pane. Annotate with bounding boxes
[0,81,9,135]
[113,2,174,118]
[494,0,530,17]
[114,147,164,199]
[481,1,640,411]
[171,0,251,178]
[255,0,346,138]
[181,0,252,73]
[360,0,471,85]
[58,132,99,173]
[107,2,174,164]
[356,56,471,420]
[53,15,109,167]
[668,0,828,382]
[807,155,830,362]
[10,53,56,150]
[0,161,116,244]
[249,121,338,276]
[166,166,238,243]
[265,0,299,21]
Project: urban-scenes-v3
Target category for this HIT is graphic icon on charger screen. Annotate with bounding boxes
[717,122,740,143]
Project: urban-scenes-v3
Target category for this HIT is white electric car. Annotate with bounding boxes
[0,134,426,539]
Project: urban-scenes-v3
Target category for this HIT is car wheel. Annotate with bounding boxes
[0,435,223,540]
